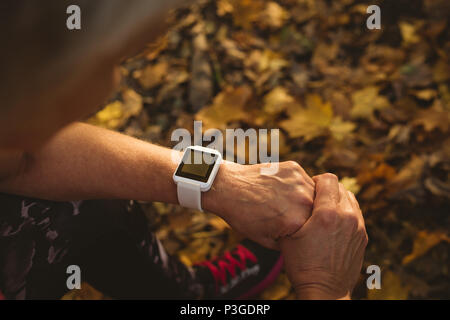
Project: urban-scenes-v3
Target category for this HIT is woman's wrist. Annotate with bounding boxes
[202,160,240,218]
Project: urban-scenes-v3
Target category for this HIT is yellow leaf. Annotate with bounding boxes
[412,107,450,132]
[340,177,361,194]
[89,101,124,130]
[61,282,109,300]
[196,86,252,129]
[135,61,168,89]
[367,271,410,300]
[399,21,421,45]
[280,94,333,141]
[259,2,290,29]
[259,49,289,73]
[208,216,231,231]
[263,87,294,115]
[88,90,143,130]
[351,86,390,119]
[230,0,265,29]
[330,117,356,141]
[411,89,437,100]
[402,230,450,265]
[259,273,291,300]
[122,89,143,118]
[433,59,450,83]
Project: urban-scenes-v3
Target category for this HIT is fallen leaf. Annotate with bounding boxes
[412,108,450,132]
[259,273,291,300]
[340,177,361,194]
[263,87,295,115]
[402,231,450,265]
[329,117,356,141]
[367,271,410,300]
[258,2,290,29]
[399,21,421,45]
[280,94,333,141]
[351,87,390,120]
[87,90,142,131]
[189,32,213,111]
[196,86,252,129]
[410,89,436,100]
[61,282,109,300]
[135,61,169,89]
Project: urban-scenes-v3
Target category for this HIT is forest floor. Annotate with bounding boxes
[64,0,449,300]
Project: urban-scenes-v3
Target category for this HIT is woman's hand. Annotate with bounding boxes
[279,173,368,300]
[204,161,315,249]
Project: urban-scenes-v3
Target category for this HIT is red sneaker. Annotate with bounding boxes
[195,239,283,299]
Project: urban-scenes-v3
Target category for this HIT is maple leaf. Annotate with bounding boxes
[329,117,356,141]
[398,21,422,46]
[135,61,168,90]
[280,94,333,141]
[402,230,450,265]
[195,86,252,129]
[340,177,361,195]
[88,89,143,130]
[351,87,390,120]
[412,107,450,132]
[263,87,295,115]
[258,2,290,29]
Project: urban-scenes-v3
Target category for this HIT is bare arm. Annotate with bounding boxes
[0,122,316,250]
[0,122,185,204]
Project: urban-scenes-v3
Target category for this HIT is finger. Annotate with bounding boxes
[348,191,364,223]
[312,173,340,213]
[338,183,353,212]
[348,191,360,210]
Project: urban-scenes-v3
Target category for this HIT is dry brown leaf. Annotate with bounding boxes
[402,231,450,265]
[367,271,410,300]
[61,282,109,300]
[259,273,291,300]
[136,61,169,90]
[190,33,213,111]
[258,2,290,29]
[87,90,142,130]
[229,0,265,29]
[340,177,361,194]
[411,89,437,100]
[388,155,425,196]
[412,108,450,132]
[399,21,422,45]
[280,94,333,141]
[351,87,390,120]
[329,117,356,141]
[263,87,295,115]
[196,86,252,129]
[433,59,450,83]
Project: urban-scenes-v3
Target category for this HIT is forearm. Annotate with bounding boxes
[0,122,227,207]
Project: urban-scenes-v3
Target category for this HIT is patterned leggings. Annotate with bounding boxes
[0,194,205,299]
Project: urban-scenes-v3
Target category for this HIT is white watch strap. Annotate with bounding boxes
[177,181,203,212]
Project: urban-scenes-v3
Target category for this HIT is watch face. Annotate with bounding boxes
[175,149,219,183]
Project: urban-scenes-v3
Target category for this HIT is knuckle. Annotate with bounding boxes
[363,232,369,246]
[318,172,338,183]
[285,160,301,171]
[279,213,303,236]
[315,207,338,226]
[342,212,360,231]
[293,187,314,207]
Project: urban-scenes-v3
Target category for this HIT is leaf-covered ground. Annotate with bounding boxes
[65,0,449,300]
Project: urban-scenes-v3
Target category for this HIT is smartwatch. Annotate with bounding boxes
[173,146,222,211]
